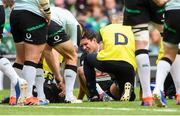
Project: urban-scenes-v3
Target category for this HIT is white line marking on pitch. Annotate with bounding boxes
[0,105,178,112]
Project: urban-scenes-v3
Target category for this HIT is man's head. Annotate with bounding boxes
[80,29,99,54]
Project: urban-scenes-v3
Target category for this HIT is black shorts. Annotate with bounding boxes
[97,61,135,84]
[97,60,135,97]
[10,10,48,44]
[123,0,164,26]
[85,53,135,86]
[0,5,5,38]
[163,10,180,45]
[47,21,69,46]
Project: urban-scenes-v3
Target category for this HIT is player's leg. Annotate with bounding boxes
[35,61,49,105]
[43,45,63,83]
[9,10,28,105]
[77,66,110,101]
[12,43,24,78]
[170,51,180,105]
[106,61,135,101]
[36,46,63,105]
[153,10,180,107]
[123,0,153,106]
[108,81,136,101]
[0,58,27,105]
[83,54,121,101]
[10,43,25,105]
[53,40,81,103]
[11,43,25,105]
[83,53,101,101]
[153,44,177,107]
[77,66,88,100]
[16,10,47,105]
[23,43,45,105]
[47,21,81,103]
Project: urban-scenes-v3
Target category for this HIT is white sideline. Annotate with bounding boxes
[0,105,178,112]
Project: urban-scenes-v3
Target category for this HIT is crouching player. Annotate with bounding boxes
[81,24,137,102]
[41,6,82,103]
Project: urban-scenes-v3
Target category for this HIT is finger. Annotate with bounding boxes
[3,0,14,7]
[47,19,51,26]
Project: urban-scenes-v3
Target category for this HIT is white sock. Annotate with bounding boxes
[23,64,36,97]
[0,58,21,97]
[96,83,104,95]
[12,63,23,97]
[64,68,77,100]
[13,65,23,78]
[35,68,46,100]
[0,58,19,85]
[136,54,152,98]
[155,60,171,92]
[0,71,3,90]
[170,54,180,94]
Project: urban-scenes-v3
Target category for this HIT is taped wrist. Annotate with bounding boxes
[39,0,51,17]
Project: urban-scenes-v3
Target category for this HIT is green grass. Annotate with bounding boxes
[0,89,180,115]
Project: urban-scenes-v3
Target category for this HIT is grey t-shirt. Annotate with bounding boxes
[51,7,79,46]
[13,0,47,17]
[165,0,180,11]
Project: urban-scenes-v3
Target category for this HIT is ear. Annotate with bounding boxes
[92,38,97,42]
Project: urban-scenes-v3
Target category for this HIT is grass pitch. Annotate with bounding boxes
[0,89,180,115]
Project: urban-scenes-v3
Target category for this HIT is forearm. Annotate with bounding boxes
[43,47,63,82]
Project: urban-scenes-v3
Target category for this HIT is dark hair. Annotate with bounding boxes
[79,23,97,41]
[83,30,97,40]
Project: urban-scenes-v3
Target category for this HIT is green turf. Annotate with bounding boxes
[0,89,180,115]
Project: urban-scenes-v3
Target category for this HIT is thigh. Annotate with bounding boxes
[86,53,104,71]
[115,62,135,82]
[47,21,69,46]
[10,10,23,43]
[163,10,180,45]
[148,0,164,24]
[101,61,135,81]
[123,0,149,26]
[53,40,77,62]
[15,42,25,64]
[24,43,46,63]
[15,10,47,45]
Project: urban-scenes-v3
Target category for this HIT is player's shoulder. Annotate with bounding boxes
[100,24,132,32]
[51,6,68,13]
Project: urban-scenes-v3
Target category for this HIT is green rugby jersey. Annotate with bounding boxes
[166,0,180,11]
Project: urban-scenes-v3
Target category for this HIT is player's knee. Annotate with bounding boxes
[135,49,149,56]
[66,54,77,65]
[0,58,11,65]
[15,55,25,64]
[132,24,149,49]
